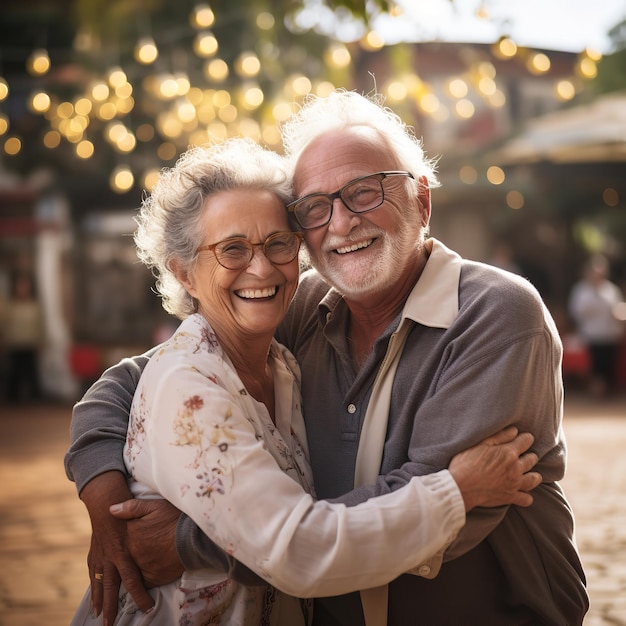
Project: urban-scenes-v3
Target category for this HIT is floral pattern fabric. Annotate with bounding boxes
[124,314,313,625]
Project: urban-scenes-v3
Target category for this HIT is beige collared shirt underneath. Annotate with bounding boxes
[355,238,463,626]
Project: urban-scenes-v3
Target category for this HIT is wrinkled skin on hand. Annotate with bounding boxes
[110,498,183,588]
[80,471,181,623]
[449,426,542,512]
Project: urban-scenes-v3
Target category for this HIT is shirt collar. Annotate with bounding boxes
[401,238,461,329]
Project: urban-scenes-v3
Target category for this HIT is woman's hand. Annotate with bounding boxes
[448,426,542,512]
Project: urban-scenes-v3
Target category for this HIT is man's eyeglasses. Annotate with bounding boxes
[197,231,304,270]
[286,171,415,231]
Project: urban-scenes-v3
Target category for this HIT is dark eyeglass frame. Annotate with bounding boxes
[196,231,304,270]
[286,170,415,231]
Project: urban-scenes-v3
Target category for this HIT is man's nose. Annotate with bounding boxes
[328,197,360,235]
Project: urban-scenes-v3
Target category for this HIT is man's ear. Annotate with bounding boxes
[417,175,432,227]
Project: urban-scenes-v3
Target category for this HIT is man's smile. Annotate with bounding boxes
[334,238,375,255]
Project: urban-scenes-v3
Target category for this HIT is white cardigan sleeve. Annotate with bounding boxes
[129,354,465,599]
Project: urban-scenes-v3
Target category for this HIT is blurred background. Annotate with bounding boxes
[1,3,625,624]
[1,0,625,405]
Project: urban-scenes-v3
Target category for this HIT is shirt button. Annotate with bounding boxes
[417,565,431,577]
[347,403,357,414]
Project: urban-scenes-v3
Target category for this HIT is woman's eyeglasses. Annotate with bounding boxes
[197,231,304,270]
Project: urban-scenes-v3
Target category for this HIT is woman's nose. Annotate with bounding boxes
[245,246,275,276]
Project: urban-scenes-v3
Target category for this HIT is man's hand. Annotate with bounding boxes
[80,472,155,623]
[449,426,542,512]
[110,498,184,587]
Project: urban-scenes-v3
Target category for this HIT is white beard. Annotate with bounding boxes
[310,224,425,299]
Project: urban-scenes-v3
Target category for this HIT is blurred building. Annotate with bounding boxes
[0,1,624,394]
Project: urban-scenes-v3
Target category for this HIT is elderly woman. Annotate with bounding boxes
[71,138,540,626]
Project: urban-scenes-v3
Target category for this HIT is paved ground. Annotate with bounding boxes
[0,394,625,625]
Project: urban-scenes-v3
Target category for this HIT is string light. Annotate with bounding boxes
[446,78,469,98]
[555,80,576,101]
[577,55,598,79]
[256,12,275,30]
[527,52,551,74]
[27,49,51,76]
[74,97,93,116]
[325,43,351,68]
[158,74,180,99]
[107,67,128,88]
[43,130,61,148]
[142,168,161,191]
[361,31,385,51]
[235,52,261,78]
[418,93,440,114]
[157,142,177,160]
[4,136,22,155]
[493,36,517,59]
[486,89,506,107]
[205,58,229,81]
[487,166,505,185]
[29,91,51,113]
[134,37,159,64]
[194,32,218,58]
[602,188,619,206]
[459,166,478,184]
[455,98,475,119]
[240,84,264,110]
[387,81,408,101]
[506,190,525,209]
[110,165,134,193]
[291,75,312,96]
[75,140,95,159]
[191,4,215,29]
[176,99,197,123]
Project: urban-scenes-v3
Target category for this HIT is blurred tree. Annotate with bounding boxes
[0,0,399,184]
[593,17,626,94]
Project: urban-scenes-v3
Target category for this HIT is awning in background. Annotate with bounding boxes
[493,91,626,164]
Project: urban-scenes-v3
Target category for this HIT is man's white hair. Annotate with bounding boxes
[280,89,440,190]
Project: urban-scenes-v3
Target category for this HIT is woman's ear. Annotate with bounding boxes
[171,260,197,298]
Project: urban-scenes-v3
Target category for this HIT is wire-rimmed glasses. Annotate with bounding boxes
[286,170,414,231]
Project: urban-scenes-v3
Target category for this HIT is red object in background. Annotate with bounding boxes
[561,334,591,377]
[562,334,626,390]
[69,345,101,381]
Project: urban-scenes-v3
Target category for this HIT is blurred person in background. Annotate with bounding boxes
[568,254,625,395]
[1,270,44,403]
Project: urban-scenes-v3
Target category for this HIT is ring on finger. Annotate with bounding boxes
[94,572,104,582]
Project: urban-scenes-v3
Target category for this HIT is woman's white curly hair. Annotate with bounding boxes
[134,137,291,319]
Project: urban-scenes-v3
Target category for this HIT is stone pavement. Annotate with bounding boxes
[0,395,625,626]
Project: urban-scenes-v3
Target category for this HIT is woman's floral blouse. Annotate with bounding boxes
[123,314,314,625]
